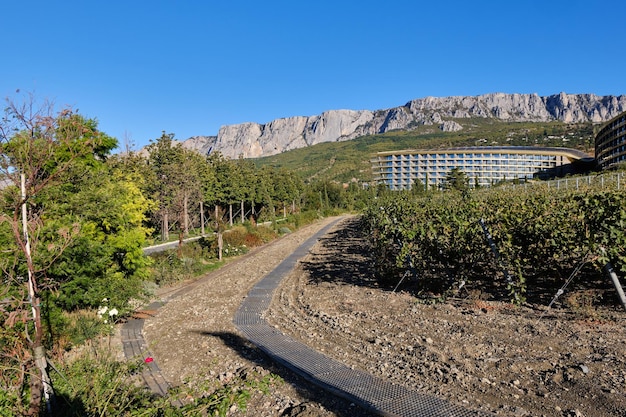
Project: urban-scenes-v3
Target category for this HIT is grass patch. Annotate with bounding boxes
[50,343,281,417]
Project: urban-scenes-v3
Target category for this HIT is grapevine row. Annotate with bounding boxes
[363,183,626,304]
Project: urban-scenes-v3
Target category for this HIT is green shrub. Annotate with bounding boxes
[148,242,221,286]
[223,227,248,247]
[63,310,111,347]
[252,225,278,243]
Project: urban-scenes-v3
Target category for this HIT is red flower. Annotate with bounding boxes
[145,357,154,363]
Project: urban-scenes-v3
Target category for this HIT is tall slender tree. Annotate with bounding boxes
[146,133,206,246]
[146,132,179,241]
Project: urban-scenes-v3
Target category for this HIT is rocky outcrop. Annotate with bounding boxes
[184,93,626,159]
[440,120,463,132]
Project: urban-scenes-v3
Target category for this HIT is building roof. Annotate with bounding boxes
[374,146,594,162]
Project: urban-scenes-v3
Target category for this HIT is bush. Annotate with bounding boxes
[278,227,292,235]
[251,225,278,243]
[61,310,112,348]
[223,226,248,247]
[149,242,221,286]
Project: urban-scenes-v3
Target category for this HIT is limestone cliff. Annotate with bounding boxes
[183,93,626,159]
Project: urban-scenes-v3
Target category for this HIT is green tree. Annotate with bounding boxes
[49,159,154,311]
[272,167,303,216]
[0,96,118,415]
[196,153,217,234]
[146,132,176,241]
[206,151,232,221]
[225,157,246,225]
[254,165,277,221]
[443,167,470,194]
[303,180,345,211]
[234,156,258,223]
[146,133,207,246]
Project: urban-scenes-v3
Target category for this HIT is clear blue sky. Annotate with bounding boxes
[2,0,625,151]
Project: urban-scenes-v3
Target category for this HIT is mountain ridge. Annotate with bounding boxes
[180,92,626,159]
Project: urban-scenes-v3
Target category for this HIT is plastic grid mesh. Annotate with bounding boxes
[234,219,493,417]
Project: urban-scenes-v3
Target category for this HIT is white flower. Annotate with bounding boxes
[109,308,118,317]
[102,298,108,303]
[97,306,108,317]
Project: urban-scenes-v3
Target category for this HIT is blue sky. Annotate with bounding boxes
[2,1,625,150]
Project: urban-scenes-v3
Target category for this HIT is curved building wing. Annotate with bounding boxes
[595,112,626,170]
[371,146,594,190]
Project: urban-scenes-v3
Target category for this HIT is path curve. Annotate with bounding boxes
[122,217,493,416]
[234,218,493,417]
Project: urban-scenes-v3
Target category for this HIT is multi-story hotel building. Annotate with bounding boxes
[371,146,594,190]
[595,111,626,170]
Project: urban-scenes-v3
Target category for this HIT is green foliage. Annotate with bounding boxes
[149,242,222,286]
[0,389,22,417]
[284,210,324,230]
[64,310,111,346]
[135,367,280,417]
[141,141,306,242]
[363,177,626,305]
[145,133,208,241]
[302,180,348,211]
[0,310,31,416]
[443,167,470,194]
[0,99,157,414]
[45,165,154,313]
[205,224,278,258]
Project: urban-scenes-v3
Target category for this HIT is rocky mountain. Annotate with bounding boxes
[182,92,626,159]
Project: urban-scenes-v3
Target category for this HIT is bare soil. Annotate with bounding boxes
[138,216,626,417]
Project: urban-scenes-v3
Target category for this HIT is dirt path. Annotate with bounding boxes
[266,217,626,417]
[140,216,626,417]
[141,216,372,416]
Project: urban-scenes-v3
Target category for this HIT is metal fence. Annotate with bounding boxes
[501,172,626,193]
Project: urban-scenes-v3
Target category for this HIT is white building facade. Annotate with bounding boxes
[371,146,594,190]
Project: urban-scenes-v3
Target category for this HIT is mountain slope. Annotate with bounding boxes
[182,92,626,159]
[252,119,595,184]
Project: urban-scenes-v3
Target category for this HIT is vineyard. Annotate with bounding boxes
[363,173,626,308]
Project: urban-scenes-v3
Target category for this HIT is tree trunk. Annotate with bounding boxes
[200,201,205,235]
[241,200,244,224]
[229,204,233,226]
[183,193,189,237]
[218,232,223,261]
[250,200,256,225]
[177,229,184,256]
[162,209,169,241]
[21,174,53,415]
